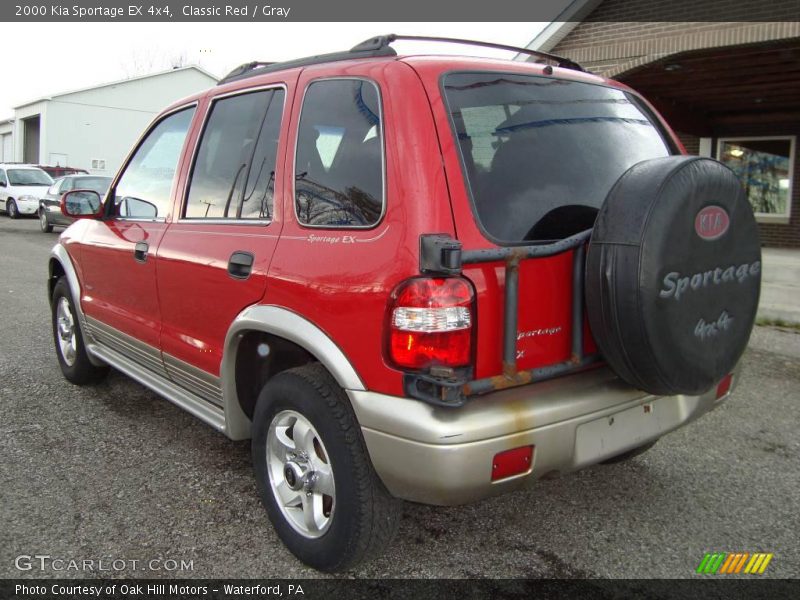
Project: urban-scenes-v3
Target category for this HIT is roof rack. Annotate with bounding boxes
[217,46,397,85]
[352,34,584,71]
[217,33,583,86]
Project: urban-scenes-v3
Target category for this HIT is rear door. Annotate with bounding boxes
[428,67,674,378]
[155,79,294,401]
[78,105,196,373]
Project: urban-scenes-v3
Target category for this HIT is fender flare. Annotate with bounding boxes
[221,305,366,440]
[49,243,105,367]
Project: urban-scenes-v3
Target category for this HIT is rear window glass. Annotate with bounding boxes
[73,177,112,194]
[295,79,383,228]
[442,72,671,243]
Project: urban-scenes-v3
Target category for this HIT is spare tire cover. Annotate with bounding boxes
[585,156,761,396]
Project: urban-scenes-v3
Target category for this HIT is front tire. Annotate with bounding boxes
[40,210,53,233]
[51,278,108,384]
[7,199,18,219]
[252,363,400,572]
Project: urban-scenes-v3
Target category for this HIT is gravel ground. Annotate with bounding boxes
[1,217,798,580]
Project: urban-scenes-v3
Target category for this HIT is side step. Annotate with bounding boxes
[88,343,227,435]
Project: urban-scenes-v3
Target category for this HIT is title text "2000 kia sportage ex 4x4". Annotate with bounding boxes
[48,35,761,571]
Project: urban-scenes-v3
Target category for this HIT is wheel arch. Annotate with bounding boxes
[221,305,366,441]
[48,243,105,367]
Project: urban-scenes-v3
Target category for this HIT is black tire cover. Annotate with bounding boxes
[585,156,761,396]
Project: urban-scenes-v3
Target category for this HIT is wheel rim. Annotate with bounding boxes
[266,410,335,538]
[56,297,77,366]
[8,202,16,217]
[40,211,48,230]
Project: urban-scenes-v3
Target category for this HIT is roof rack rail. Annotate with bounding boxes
[352,34,584,72]
[216,33,583,86]
[220,61,275,82]
[217,46,397,86]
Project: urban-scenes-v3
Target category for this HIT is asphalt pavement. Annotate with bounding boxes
[1,216,798,579]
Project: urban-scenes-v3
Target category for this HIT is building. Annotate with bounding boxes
[5,66,217,175]
[522,0,800,248]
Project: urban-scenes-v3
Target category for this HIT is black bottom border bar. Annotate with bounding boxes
[2,579,799,600]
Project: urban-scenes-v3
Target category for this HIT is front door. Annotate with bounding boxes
[156,84,291,400]
[78,106,196,373]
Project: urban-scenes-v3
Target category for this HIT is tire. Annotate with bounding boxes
[40,210,53,233]
[7,199,18,219]
[586,156,761,396]
[51,278,108,384]
[252,363,400,572]
[600,440,658,465]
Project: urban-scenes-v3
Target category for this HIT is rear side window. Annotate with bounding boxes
[185,89,285,220]
[442,72,671,243]
[295,79,383,227]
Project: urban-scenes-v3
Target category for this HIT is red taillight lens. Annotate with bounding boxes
[388,277,474,370]
[716,373,733,399]
[492,446,534,481]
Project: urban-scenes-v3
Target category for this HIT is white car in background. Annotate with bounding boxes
[0,164,54,219]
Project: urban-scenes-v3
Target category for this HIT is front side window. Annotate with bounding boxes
[8,168,52,186]
[113,107,195,219]
[185,89,285,220]
[0,170,8,186]
[442,72,671,243]
[295,79,383,227]
[718,137,794,220]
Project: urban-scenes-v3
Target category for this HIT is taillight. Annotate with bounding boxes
[388,277,474,370]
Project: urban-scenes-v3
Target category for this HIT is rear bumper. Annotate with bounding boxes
[348,365,738,505]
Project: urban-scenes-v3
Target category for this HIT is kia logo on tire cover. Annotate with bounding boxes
[695,205,730,241]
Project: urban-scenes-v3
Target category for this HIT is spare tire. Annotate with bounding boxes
[585,156,761,396]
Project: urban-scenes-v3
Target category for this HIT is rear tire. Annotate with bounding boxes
[40,210,53,233]
[51,277,108,384]
[252,363,400,572]
[7,199,18,219]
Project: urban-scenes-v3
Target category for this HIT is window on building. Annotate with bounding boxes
[185,89,285,220]
[112,107,195,220]
[718,136,795,221]
[295,79,383,228]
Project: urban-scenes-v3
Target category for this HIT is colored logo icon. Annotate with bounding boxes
[696,552,774,574]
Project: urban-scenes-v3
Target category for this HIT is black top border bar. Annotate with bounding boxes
[2,0,798,22]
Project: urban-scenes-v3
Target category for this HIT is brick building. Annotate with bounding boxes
[523,0,800,247]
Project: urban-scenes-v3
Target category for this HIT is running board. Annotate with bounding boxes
[88,343,227,435]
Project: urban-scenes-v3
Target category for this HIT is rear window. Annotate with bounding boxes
[442,72,671,243]
[73,177,112,194]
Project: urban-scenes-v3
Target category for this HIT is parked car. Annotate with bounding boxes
[38,165,90,179]
[39,175,112,232]
[47,35,762,572]
[0,164,54,218]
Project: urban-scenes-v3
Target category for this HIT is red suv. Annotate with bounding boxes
[49,35,761,571]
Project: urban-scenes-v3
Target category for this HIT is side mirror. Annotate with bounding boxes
[61,190,103,219]
[0,181,6,187]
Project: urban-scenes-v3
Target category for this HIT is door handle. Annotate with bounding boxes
[134,241,149,263]
[228,251,254,280]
